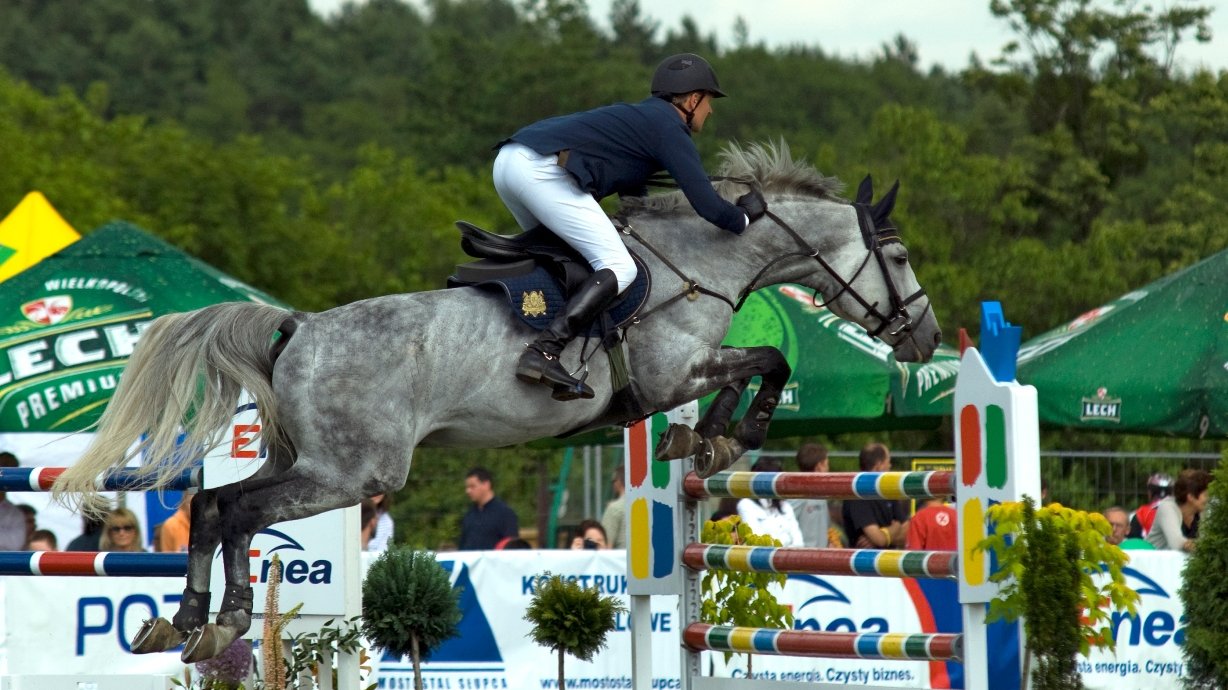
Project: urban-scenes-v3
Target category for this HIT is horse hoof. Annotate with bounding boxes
[181,624,237,664]
[654,423,702,461]
[695,436,746,478]
[131,617,186,654]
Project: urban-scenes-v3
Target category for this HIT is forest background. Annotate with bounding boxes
[1,0,1224,548]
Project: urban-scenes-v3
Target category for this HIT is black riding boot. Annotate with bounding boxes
[516,268,620,401]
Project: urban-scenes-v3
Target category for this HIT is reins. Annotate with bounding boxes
[616,176,928,340]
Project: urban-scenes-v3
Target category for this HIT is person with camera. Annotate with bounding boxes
[569,519,610,550]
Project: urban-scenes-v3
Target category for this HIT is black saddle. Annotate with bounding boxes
[448,221,650,334]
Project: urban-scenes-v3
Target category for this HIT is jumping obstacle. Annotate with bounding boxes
[0,551,187,577]
[0,467,201,492]
[683,624,963,662]
[624,304,1039,690]
[677,469,966,674]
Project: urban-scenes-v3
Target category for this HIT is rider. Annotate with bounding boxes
[494,53,767,401]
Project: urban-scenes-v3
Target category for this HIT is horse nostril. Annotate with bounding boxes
[933,331,942,347]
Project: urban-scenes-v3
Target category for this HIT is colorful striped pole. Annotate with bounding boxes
[682,544,957,579]
[683,623,963,662]
[0,467,201,492]
[683,470,955,501]
[0,551,188,577]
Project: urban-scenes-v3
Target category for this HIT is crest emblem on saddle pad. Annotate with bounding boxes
[22,296,72,325]
[521,290,547,317]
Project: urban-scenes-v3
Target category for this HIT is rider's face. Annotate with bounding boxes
[688,92,713,133]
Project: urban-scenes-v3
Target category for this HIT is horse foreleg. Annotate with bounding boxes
[131,489,221,654]
[696,376,749,439]
[656,346,791,477]
[732,348,791,451]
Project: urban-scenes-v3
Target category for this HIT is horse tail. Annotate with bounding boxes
[53,302,294,516]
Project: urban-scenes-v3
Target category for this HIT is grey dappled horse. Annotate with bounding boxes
[53,142,940,662]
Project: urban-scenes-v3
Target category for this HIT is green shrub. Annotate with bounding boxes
[1180,460,1228,689]
[362,548,461,690]
[524,573,625,688]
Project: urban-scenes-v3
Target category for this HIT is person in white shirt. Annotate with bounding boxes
[736,457,803,547]
[787,443,830,547]
[1147,468,1211,552]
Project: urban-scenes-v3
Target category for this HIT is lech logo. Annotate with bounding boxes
[21,296,72,325]
[1081,387,1121,422]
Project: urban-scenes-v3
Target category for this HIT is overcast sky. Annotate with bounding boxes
[308,0,1228,73]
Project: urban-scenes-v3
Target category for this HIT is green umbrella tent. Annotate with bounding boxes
[0,221,286,432]
[1016,247,1228,438]
[706,284,960,436]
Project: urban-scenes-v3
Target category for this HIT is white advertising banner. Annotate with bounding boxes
[0,549,1191,689]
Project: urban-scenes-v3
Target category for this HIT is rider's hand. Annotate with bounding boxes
[736,189,767,228]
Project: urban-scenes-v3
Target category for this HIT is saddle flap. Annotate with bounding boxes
[456,220,581,264]
[452,258,538,284]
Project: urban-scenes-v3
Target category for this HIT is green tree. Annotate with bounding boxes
[524,573,625,689]
[1179,460,1228,688]
[362,548,462,690]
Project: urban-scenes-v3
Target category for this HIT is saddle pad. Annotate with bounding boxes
[462,254,650,334]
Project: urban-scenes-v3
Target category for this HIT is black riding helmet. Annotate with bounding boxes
[651,53,727,98]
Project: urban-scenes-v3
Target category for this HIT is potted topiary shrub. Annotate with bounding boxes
[524,572,625,688]
[362,547,462,690]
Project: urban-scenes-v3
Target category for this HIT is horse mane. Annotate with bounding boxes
[621,140,845,217]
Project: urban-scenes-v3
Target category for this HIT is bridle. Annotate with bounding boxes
[619,183,929,341]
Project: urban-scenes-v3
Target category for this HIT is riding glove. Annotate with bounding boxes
[735,190,767,232]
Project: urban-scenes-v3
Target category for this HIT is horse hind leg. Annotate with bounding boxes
[180,469,372,663]
[131,489,223,654]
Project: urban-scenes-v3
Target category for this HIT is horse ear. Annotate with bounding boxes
[872,179,900,220]
[856,175,873,204]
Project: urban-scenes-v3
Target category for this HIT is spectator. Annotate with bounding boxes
[788,443,830,548]
[458,467,520,550]
[737,457,803,547]
[99,508,146,553]
[1127,473,1173,539]
[1102,506,1130,546]
[65,515,105,551]
[366,493,395,553]
[710,497,740,523]
[907,496,957,550]
[156,494,192,553]
[827,501,847,548]
[1147,469,1211,552]
[842,443,909,549]
[570,519,610,550]
[17,504,37,544]
[0,452,27,550]
[359,499,379,550]
[27,529,57,551]
[600,465,627,549]
[496,537,533,550]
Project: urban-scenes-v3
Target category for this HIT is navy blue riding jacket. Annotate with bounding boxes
[504,97,745,233]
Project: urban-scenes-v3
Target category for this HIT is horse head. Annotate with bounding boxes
[712,142,941,363]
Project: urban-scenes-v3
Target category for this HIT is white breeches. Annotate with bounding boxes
[493,142,636,292]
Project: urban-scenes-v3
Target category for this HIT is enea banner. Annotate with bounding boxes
[0,550,1191,688]
[0,222,285,432]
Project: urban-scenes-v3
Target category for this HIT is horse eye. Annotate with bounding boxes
[893,254,909,267]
